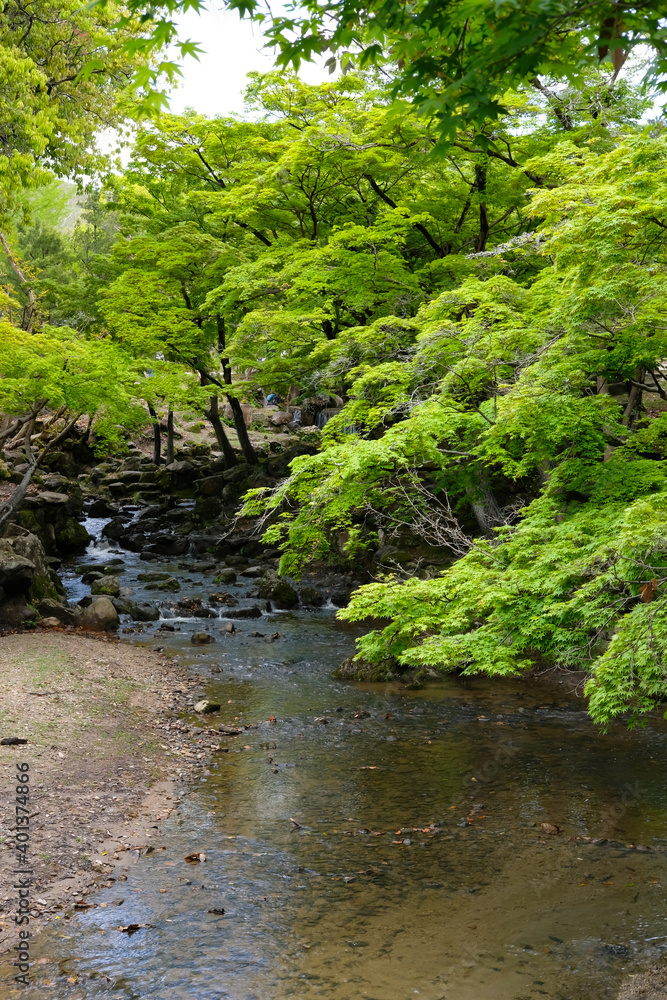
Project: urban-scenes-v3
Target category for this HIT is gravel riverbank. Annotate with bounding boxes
[0,632,214,957]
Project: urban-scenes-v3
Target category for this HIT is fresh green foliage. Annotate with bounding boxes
[0,0,152,220]
[245,129,667,725]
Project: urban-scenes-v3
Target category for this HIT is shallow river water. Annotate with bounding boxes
[3,519,667,999]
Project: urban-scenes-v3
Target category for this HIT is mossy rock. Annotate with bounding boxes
[144,576,180,592]
[15,510,42,534]
[257,571,298,609]
[91,575,121,597]
[194,497,224,520]
[56,517,92,553]
[332,655,402,681]
[28,572,60,602]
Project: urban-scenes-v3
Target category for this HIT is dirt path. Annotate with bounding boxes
[0,632,212,956]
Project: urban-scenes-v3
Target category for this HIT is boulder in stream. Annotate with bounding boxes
[91,574,121,597]
[102,516,129,542]
[144,576,180,592]
[77,597,119,631]
[257,571,298,609]
[298,585,325,607]
[191,632,215,644]
[194,698,220,713]
[111,597,160,621]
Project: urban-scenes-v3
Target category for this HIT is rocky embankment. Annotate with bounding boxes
[0,440,362,632]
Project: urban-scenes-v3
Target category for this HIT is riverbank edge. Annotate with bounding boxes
[0,631,214,960]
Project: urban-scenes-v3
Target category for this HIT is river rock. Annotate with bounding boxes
[30,490,70,508]
[144,576,180,592]
[332,654,400,681]
[213,568,237,585]
[81,569,104,584]
[220,622,235,633]
[174,598,216,618]
[0,529,60,601]
[0,601,39,628]
[165,460,194,474]
[240,566,265,578]
[40,616,63,628]
[195,474,227,497]
[0,539,37,591]
[91,575,121,597]
[194,698,221,713]
[77,597,119,631]
[330,587,353,607]
[191,632,215,645]
[87,498,118,517]
[257,572,298,609]
[190,560,217,573]
[222,606,262,619]
[111,597,160,621]
[221,464,252,484]
[271,411,293,426]
[137,572,171,582]
[34,599,76,625]
[299,585,325,607]
[55,517,92,552]
[41,474,69,492]
[102,516,129,541]
[209,591,238,607]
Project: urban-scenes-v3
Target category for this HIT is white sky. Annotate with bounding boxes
[98,6,332,161]
[166,6,333,117]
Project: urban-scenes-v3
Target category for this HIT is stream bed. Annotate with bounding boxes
[3,519,667,999]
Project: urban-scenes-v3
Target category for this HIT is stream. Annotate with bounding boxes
[4,516,667,999]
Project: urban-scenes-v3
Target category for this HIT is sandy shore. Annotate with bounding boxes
[0,631,216,956]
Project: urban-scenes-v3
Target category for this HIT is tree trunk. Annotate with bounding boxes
[622,386,641,427]
[204,393,237,467]
[0,232,37,332]
[226,395,257,465]
[0,456,37,533]
[466,470,503,536]
[216,316,257,465]
[0,413,81,533]
[147,403,161,465]
[166,409,175,465]
[474,165,489,253]
[3,398,46,452]
[9,417,36,459]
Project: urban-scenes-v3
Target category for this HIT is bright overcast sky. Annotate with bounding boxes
[166,5,332,117]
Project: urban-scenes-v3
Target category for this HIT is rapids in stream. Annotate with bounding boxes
[2,517,667,999]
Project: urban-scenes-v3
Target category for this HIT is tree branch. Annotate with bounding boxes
[0,232,37,332]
